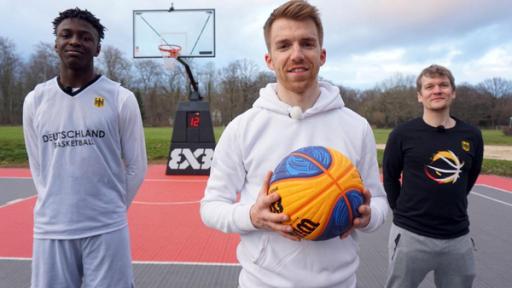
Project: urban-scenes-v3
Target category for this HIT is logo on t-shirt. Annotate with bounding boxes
[94,97,105,108]
[424,150,464,184]
[42,129,106,148]
[461,140,470,152]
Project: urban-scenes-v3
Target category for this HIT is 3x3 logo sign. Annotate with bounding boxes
[168,148,214,170]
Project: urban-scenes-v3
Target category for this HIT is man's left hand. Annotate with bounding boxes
[340,189,371,239]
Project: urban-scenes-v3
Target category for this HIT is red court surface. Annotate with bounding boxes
[0,165,239,264]
[1,165,511,263]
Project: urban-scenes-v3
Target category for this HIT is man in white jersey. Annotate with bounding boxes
[200,1,388,287]
[22,8,147,288]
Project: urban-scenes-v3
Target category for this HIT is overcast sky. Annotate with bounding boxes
[1,0,511,89]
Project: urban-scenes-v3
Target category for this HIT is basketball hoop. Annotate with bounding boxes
[159,44,182,70]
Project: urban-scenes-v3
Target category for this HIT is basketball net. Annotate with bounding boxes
[159,44,182,71]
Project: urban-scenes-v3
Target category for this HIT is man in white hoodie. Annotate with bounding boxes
[200,1,388,287]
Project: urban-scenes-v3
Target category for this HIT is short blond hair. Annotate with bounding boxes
[263,0,323,50]
[416,64,455,92]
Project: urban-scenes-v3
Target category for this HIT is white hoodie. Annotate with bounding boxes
[200,81,388,288]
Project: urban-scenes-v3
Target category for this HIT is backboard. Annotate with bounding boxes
[133,9,215,58]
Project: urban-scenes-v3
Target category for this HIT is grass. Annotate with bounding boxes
[481,159,512,177]
[143,127,173,162]
[480,129,512,145]
[144,127,224,162]
[2,126,511,176]
[0,126,27,167]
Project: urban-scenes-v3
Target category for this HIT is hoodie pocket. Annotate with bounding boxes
[252,233,270,265]
[253,234,303,272]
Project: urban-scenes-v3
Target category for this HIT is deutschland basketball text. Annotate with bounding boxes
[42,129,106,148]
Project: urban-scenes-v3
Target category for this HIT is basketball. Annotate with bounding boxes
[268,146,365,241]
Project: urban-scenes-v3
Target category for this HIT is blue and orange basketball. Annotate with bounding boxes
[268,146,365,241]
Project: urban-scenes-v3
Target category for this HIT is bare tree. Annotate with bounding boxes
[338,85,360,111]
[97,45,132,85]
[479,77,512,98]
[2,36,511,128]
[219,59,259,124]
[24,42,59,90]
[197,61,217,104]
[451,83,494,126]
[0,37,23,124]
[161,61,188,125]
[134,60,164,91]
[358,88,386,127]
[233,59,259,114]
[368,73,419,127]
[133,60,164,125]
[478,78,512,127]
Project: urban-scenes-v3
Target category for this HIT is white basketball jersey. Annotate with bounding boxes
[23,76,147,239]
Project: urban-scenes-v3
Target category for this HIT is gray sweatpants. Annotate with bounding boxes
[385,223,475,288]
[31,226,134,288]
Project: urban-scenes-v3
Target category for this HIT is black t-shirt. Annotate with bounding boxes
[383,117,483,239]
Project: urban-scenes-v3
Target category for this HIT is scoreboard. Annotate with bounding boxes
[166,101,216,175]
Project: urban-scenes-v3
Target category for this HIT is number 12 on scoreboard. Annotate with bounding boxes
[187,112,201,128]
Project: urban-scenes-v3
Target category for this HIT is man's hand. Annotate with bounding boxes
[340,189,372,239]
[250,171,299,241]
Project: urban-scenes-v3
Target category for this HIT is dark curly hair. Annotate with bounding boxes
[52,8,106,42]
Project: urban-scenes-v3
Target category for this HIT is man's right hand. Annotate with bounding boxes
[250,171,300,241]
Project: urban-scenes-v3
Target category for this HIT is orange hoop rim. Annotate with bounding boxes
[158,44,182,58]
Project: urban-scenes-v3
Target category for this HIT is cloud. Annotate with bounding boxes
[323,0,511,52]
[0,0,510,89]
[317,0,512,87]
[460,44,512,83]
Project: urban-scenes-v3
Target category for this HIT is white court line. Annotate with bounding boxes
[144,178,207,183]
[0,257,31,261]
[0,257,240,267]
[476,183,511,193]
[0,176,207,183]
[0,176,204,207]
[133,200,199,205]
[472,191,512,208]
[0,195,201,207]
[133,260,240,267]
[0,195,36,209]
[0,176,32,180]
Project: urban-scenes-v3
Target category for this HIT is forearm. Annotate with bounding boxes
[119,91,148,206]
[467,135,484,193]
[358,123,389,233]
[382,128,403,210]
[359,172,389,233]
[200,198,256,234]
[383,180,401,209]
[124,155,147,206]
[23,92,42,184]
[123,124,147,206]
[199,120,256,233]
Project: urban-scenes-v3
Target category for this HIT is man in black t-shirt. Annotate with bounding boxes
[383,64,483,288]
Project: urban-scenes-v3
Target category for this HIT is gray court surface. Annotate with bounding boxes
[1,179,511,288]
[0,179,36,206]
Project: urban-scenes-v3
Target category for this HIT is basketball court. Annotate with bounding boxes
[1,165,512,287]
[2,5,512,288]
